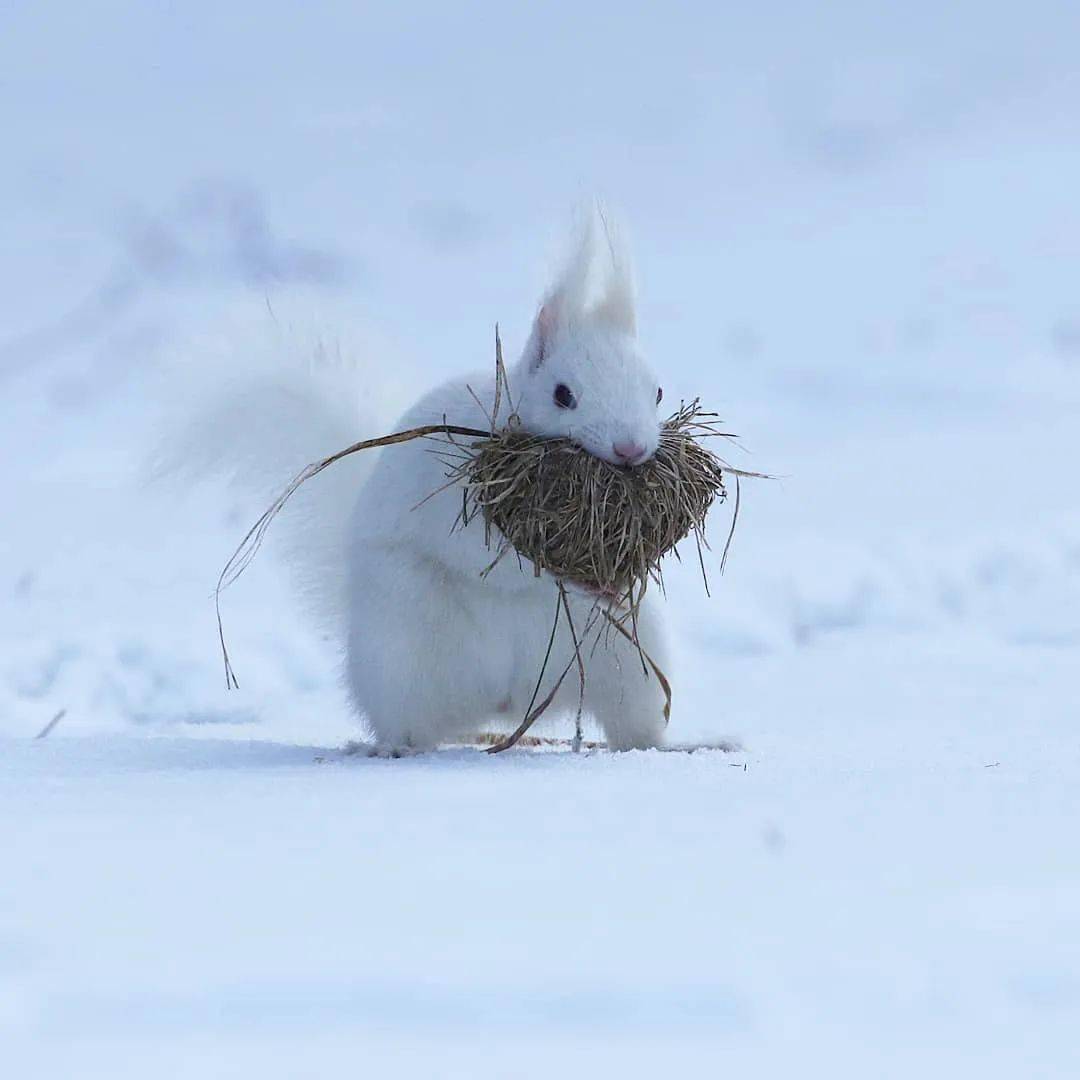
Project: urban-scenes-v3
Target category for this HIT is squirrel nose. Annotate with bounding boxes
[612,440,647,466]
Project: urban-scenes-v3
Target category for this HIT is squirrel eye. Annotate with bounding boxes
[553,383,577,409]
[656,386,664,405]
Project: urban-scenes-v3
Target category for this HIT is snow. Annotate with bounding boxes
[4,2,1080,1075]
[5,718,1079,1077]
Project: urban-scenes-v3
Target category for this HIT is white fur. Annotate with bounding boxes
[152,297,410,639]
[172,218,671,751]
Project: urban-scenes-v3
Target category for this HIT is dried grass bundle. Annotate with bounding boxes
[456,400,733,607]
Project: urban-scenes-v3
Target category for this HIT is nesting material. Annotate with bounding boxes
[457,400,730,604]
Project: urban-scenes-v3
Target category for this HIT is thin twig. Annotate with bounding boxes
[486,588,569,754]
[215,421,490,687]
[720,475,741,575]
[35,709,67,739]
[559,583,588,751]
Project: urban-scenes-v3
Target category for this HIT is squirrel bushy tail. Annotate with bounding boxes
[151,299,402,644]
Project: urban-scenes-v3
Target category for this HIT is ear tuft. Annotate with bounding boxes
[593,208,637,335]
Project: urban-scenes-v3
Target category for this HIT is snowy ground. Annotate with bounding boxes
[4,3,1080,1076]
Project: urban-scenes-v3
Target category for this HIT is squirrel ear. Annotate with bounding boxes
[522,299,559,371]
[523,219,595,371]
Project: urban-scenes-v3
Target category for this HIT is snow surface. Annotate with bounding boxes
[3,2,1080,1076]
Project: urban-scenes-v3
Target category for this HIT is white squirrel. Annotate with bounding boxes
[176,215,671,752]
